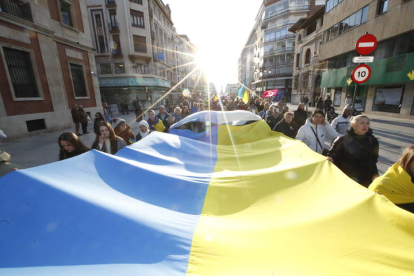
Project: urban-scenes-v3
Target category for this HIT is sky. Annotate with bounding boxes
[163,0,262,92]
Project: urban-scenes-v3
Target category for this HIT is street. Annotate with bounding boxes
[1,110,412,176]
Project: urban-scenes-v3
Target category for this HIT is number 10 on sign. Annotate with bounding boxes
[351,64,371,84]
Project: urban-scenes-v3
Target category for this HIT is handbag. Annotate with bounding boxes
[310,127,329,156]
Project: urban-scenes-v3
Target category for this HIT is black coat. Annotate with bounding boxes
[156,112,171,131]
[328,128,379,187]
[266,113,284,130]
[274,119,298,138]
[293,109,308,128]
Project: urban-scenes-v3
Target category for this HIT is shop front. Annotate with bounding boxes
[99,77,171,112]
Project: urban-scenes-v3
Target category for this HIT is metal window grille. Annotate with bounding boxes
[0,0,33,22]
[3,47,39,98]
[69,63,87,97]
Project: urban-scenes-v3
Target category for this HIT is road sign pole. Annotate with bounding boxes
[352,82,358,109]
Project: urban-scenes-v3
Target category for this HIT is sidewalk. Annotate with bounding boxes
[0,113,141,169]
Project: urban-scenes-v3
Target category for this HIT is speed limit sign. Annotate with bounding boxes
[351,64,371,84]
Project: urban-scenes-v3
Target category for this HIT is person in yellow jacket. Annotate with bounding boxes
[369,146,414,213]
[147,109,166,132]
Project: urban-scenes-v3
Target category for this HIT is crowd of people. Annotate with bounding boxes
[61,95,413,213]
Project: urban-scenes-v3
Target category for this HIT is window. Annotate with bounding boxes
[133,63,148,74]
[112,35,121,55]
[297,34,302,42]
[100,63,112,74]
[130,0,142,3]
[109,9,117,27]
[92,11,108,53]
[304,49,311,65]
[324,6,369,43]
[26,119,46,132]
[131,10,145,28]
[3,47,39,98]
[378,0,389,15]
[373,87,404,113]
[59,0,73,27]
[296,53,300,68]
[69,63,87,97]
[115,63,125,74]
[326,0,343,13]
[133,35,147,53]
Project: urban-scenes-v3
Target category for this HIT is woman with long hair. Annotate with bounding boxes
[327,115,379,187]
[58,132,89,161]
[93,112,105,135]
[91,121,127,155]
[369,146,414,213]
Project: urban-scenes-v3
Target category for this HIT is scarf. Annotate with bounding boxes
[369,163,414,204]
[148,117,159,131]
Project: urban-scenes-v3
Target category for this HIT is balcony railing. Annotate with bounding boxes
[264,47,295,56]
[264,4,310,21]
[106,0,116,7]
[0,0,33,22]
[264,33,295,44]
[108,21,119,33]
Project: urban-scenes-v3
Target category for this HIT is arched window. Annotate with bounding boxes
[304,49,311,65]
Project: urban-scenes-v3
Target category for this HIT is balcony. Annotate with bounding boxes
[106,0,116,8]
[0,0,33,22]
[108,21,119,33]
[264,33,296,44]
[112,48,123,58]
[264,47,295,56]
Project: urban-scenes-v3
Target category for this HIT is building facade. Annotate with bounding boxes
[86,0,202,112]
[0,0,102,140]
[240,0,325,101]
[225,84,239,97]
[289,5,325,105]
[320,0,414,119]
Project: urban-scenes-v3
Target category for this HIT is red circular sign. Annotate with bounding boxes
[351,64,372,84]
[356,34,378,55]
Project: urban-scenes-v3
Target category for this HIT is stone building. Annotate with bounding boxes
[289,5,325,105]
[86,0,202,112]
[240,0,325,101]
[320,0,414,119]
[0,0,102,140]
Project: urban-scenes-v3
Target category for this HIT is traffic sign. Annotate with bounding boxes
[351,64,371,84]
[356,34,378,55]
[352,56,374,63]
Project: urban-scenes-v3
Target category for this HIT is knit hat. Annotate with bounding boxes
[138,120,149,128]
[113,118,126,129]
[343,104,353,112]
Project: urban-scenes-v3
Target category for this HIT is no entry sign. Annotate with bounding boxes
[356,34,378,55]
[352,64,371,84]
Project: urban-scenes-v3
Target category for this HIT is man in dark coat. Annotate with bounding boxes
[324,96,333,118]
[156,105,171,132]
[71,104,81,136]
[274,112,298,138]
[78,105,89,134]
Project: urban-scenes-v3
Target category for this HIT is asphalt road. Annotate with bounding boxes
[1,110,413,176]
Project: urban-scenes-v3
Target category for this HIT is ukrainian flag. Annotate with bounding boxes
[1,111,414,276]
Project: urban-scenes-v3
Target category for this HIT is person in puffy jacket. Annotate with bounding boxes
[327,115,379,187]
[331,105,353,135]
[147,110,166,132]
[369,146,414,213]
[296,109,339,154]
[274,112,298,138]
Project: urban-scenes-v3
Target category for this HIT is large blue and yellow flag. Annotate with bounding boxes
[1,111,414,276]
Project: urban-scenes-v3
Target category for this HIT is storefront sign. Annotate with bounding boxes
[99,77,171,88]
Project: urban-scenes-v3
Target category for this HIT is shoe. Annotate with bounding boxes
[77,133,83,136]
